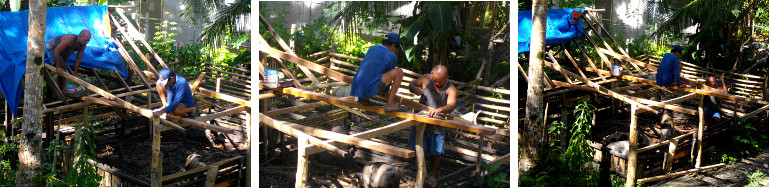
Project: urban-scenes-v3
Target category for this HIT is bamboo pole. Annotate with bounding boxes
[415,123,426,188]
[696,95,704,168]
[625,104,639,187]
[114,9,169,68]
[151,120,162,186]
[110,14,158,75]
[205,165,219,187]
[664,139,678,174]
[295,135,310,188]
[637,163,725,183]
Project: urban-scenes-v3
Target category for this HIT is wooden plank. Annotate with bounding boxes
[161,156,243,182]
[696,95,704,168]
[306,120,418,155]
[191,72,207,92]
[262,86,496,135]
[637,132,695,153]
[546,52,574,83]
[584,67,747,101]
[329,52,364,61]
[637,163,725,183]
[743,104,769,119]
[664,139,678,174]
[198,88,252,107]
[110,14,158,75]
[662,93,698,105]
[205,165,219,187]
[544,61,658,113]
[196,105,248,122]
[260,114,414,158]
[113,37,152,87]
[115,9,169,68]
[204,62,251,73]
[561,44,589,79]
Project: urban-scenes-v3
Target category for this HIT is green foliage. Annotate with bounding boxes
[549,0,595,9]
[0,128,19,187]
[610,174,624,187]
[746,170,769,187]
[732,118,765,157]
[520,98,598,186]
[473,163,510,188]
[44,111,103,187]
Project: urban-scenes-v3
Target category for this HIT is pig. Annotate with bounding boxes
[356,162,402,188]
[185,152,207,171]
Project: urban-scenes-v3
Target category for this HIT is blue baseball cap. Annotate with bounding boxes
[158,68,173,87]
[672,45,682,51]
[384,33,403,49]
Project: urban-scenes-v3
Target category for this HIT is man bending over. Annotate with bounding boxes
[46,30,91,94]
[153,68,197,120]
[350,33,406,112]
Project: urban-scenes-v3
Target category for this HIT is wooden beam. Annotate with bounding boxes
[150,122,162,187]
[662,93,698,104]
[197,88,251,107]
[113,37,152,87]
[265,101,331,116]
[259,14,321,86]
[743,104,769,119]
[191,72,206,92]
[196,105,248,122]
[260,114,413,157]
[544,61,658,113]
[638,132,695,153]
[115,9,169,68]
[306,119,418,155]
[262,86,496,135]
[296,135,310,188]
[80,96,233,134]
[636,163,725,183]
[257,36,474,123]
[329,52,364,61]
[625,105,640,187]
[415,123,426,188]
[584,67,747,101]
[110,14,158,75]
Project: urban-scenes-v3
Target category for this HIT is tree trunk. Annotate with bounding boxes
[16,0,46,186]
[521,0,547,175]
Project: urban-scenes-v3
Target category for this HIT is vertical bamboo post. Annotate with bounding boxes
[625,104,639,187]
[476,134,486,180]
[151,118,162,187]
[696,95,705,168]
[295,135,309,188]
[664,139,678,174]
[205,165,219,187]
[216,77,222,93]
[415,123,426,188]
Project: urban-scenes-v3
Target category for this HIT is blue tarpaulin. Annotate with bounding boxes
[518,8,584,54]
[0,5,128,117]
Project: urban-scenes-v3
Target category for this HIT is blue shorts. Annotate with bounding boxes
[407,126,444,156]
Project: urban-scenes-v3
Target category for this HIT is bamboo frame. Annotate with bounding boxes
[261,86,496,135]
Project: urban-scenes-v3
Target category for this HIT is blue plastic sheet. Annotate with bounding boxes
[0,5,127,116]
[518,8,584,54]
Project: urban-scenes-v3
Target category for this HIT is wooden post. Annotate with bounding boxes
[476,134,486,180]
[216,77,221,93]
[696,95,704,168]
[295,135,310,188]
[611,81,616,114]
[664,139,678,174]
[415,123,426,188]
[625,104,639,187]
[151,118,162,187]
[205,165,219,187]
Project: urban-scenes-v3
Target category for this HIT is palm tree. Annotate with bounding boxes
[16,0,45,186]
[653,0,767,68]
[181,0,250,48]
[521,0,547,175]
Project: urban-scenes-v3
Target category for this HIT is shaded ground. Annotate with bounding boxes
[652,151,769,187]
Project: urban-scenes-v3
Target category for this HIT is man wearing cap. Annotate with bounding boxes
[153,68,197,120]
[350,33,406,112]
[47,29,91,94]
[656,45,686,87]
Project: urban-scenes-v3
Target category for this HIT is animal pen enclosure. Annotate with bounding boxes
[519,9,769,186]
[2,6,251,186]
[258,14,511,187]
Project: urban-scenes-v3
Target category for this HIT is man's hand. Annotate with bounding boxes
[153,110,164,118]
[55,67,64,76]
[411,85,424,95]
[427,108,441,117]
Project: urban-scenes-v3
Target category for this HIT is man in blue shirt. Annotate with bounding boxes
[350,33,406,112]
[153,68,197,120]
[656,45,686,87]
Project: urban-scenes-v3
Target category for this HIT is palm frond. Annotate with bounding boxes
[653,0,744,37]
[326,2,411,41]
[200,0,250,47]
[181,0,222,24]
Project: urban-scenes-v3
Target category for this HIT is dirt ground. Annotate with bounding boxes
[93,117,243,183]
[652,150,769,187]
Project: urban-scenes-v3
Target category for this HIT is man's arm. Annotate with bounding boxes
[438,85,458,114]
[719,76,728,93]
[409,74,429,95]
[53,35,75,75]
[163,86,184,115]
[73,42,86,77]
[674,60,682,86]
[156,81,168,107]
